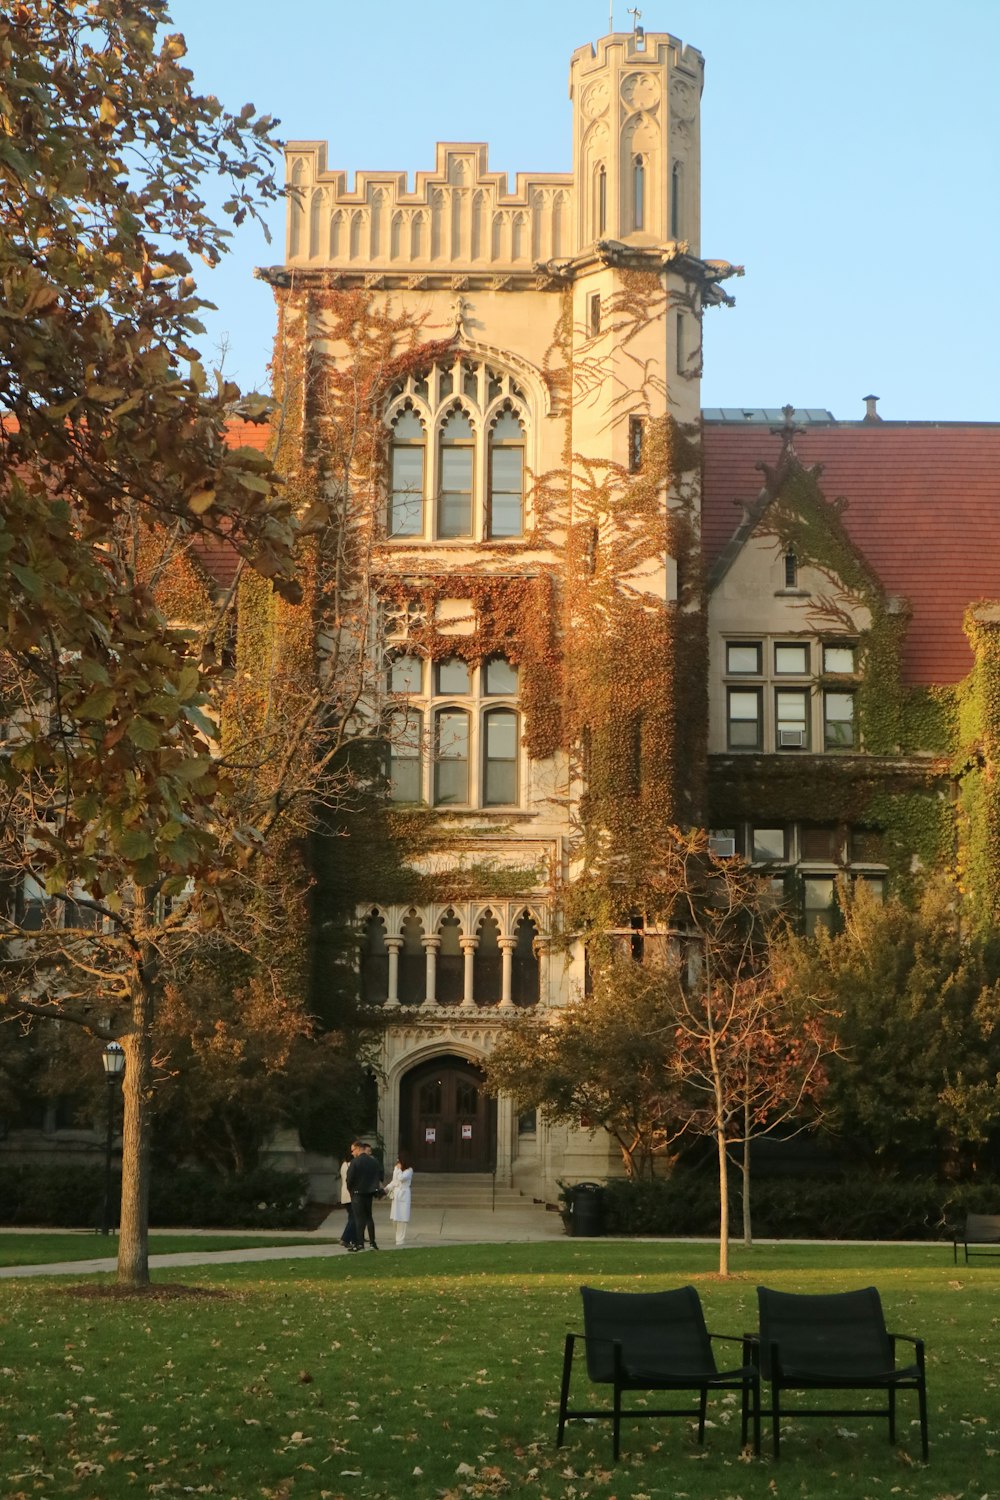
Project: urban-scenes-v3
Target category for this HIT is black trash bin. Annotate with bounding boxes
[570,1182,605,1237]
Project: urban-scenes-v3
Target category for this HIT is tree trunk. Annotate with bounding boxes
[716,1120,730,1276]
[117,962,156,1287]
[742,1127,752,1247]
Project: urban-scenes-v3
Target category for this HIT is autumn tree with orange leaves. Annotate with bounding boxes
[0,0,319,1288]
[489,828,834,1275]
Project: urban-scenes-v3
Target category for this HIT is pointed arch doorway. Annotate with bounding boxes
[399,1054,496,1172]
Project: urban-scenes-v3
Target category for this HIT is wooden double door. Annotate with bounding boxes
[400,1055,495,1172]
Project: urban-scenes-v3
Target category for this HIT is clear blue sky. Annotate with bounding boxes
[168,0,999,422]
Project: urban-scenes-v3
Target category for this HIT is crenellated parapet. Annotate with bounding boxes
[286,140,573,270]
[284,30,704,274]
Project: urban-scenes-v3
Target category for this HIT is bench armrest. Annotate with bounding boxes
[888,1332,926,1366]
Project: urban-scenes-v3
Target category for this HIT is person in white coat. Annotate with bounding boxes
[387,1153,413,1246]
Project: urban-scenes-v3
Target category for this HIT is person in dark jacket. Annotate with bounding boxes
[345,1140,382,1251]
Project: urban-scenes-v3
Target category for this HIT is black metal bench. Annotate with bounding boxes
[953,1212,1000,1264]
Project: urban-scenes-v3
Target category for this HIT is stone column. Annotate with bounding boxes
[421,936,440,1008]
[533,936,550,1006]
[384,939,402,1007]
[460,937,478,1008]
[498,936,517,1010]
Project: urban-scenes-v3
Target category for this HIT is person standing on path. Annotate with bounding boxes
[387,1153,413,1246]
[345,1139,381,1251]
[338,1152,357,1247]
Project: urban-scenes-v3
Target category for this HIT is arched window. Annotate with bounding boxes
[438,408,474,538]
[511,912,540,1007]
[360,910,388,1004]
[488,409,525,538]
[473,912,502,1004]
[596,163,607,236]
[633,155,645,232]
[437,911,463,1005]
[670,161,682,239]
[483,708,518,805]
[387,707,422,803]
[398,910,425,1005]
[434,707,470,804]
[389,407,425,536]
[385,360,529,542]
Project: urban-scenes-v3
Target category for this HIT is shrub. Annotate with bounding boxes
[148,1167,310,1228]
[0,1164,309,1229]
[588,1172,1000,1241]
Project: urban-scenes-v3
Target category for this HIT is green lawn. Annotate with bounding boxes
[0,1240,996,1499]
[0,1232,320,1267]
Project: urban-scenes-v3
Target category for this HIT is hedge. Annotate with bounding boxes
[0,1164,310,1230]
[560,1172,1000,1241]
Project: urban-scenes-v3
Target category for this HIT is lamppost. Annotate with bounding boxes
[100,1041,125,1237]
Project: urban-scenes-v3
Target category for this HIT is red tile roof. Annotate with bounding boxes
[191,417,272,589]
[702,423,1000,686]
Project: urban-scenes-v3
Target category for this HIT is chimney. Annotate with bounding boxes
[863,394,882,423]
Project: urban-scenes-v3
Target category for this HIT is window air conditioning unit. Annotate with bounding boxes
[778,729,807,748]
[708,836,737,859]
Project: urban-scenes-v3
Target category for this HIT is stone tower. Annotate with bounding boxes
[263,29,737,1198]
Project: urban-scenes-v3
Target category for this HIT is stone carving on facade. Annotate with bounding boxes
[449,294,472,336]
[670,74,697,133]
[582,78,610,119]
[620,71,660,114]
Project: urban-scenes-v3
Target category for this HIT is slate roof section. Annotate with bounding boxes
[702,422,1000,687]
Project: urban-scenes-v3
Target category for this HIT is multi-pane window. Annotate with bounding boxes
[775,641,809,674]
[776,689,810,749]
[483,709,517,805]
[728,688,762,750]
[386,652,520,808]
[487,411,525,538]
[438,409,475,538]
[823,643,856,674]
[723,635,858,753]
[386,706,422,802]
[434,709,470,804]
[727,642,762,675]
[824,691,855,749]
[803,876,837,936]
[389,408,425,537]
[726,821,887,935]
[385,360,529,541]
[752,826,786,862]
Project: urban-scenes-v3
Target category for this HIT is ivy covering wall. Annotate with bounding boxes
[711,451,1000,930]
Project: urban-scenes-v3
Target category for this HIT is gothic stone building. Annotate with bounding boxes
[254,26,1000,1202]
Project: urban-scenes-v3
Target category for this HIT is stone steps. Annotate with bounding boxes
[408,1173,540,1210]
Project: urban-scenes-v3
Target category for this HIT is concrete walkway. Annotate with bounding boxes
[0,1199,566,1280]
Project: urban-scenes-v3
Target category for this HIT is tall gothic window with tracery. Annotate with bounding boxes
[385,359,528,542]
[385,653,521,809]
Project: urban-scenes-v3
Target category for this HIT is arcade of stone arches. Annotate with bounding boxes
[360,902,548,1009]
